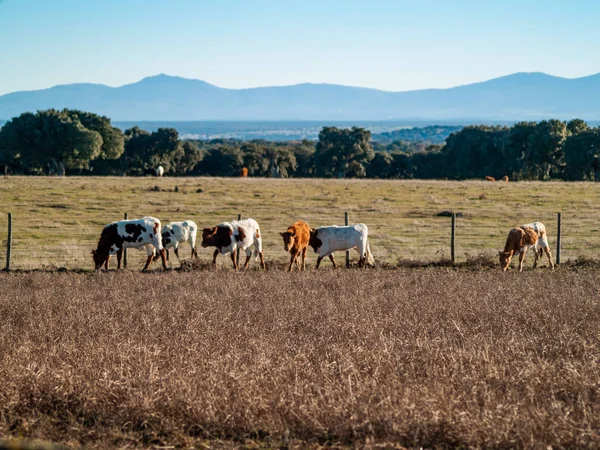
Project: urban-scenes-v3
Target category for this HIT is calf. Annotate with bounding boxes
[201,218,266,271]
[92,216,167,271]
[159,220,198,260]
[485,176,496,181]
[309,223,374,269]
[280,220,311,272]
[499,221,553,272]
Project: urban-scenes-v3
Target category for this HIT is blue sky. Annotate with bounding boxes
[1,0,599,95]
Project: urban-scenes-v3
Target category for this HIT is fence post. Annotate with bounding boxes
[123,212,128,269]
[556,212,561,265]
[236,214,242,266]
[5,213,12,271]
[345,211,350,268]
[451,212,456,264]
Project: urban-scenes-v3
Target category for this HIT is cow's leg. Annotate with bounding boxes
[242,254,252,271]
[192,246,198,259]
[174,246,179,259]
[544,246,554,270]
[532,246,539,269]
[295,254,301,271]
[116,249,123,269]
[166,248,170,261]
[518,248,527,272]
[329,254,337,268]
[104,255,110,271]
[212,249,219,266]
[301,247,307,271]
[142,255,153,272]
[288,250,298,272]
[259,251,266,270]
[159,249,167,270]
[231,252,239,271]
[315,256,324,270]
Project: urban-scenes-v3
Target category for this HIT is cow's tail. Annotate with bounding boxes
[365,241,375,266]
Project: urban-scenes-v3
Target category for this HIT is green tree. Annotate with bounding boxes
[0,109,102,174]
[121,127,183,175]
[562,129,600,181]
[524,120,567,180]
[567,118,589,135]
[315,126,374,178]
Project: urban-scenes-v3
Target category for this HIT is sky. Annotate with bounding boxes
[1,0,600,96]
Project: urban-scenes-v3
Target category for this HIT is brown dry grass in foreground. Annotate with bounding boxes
[1,271,599,448]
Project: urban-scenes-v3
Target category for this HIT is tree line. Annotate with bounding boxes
[1,109,600,181]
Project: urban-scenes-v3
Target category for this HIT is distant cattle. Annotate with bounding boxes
[280,220,311,271]
[155,166,165,177]
[499,222,553,272]
[501,175,509,182]
[92,216,167,271]
[309,223,374,269]
[485,176,495,181]
[201,218,266,271]
[159,220,198,261]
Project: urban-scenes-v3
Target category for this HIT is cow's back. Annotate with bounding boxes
[314,224,365,254]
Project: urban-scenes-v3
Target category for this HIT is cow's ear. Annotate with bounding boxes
[279,232,285,237]
[498,250,503,256]
[91,250,96,255]
[290,229,296,236]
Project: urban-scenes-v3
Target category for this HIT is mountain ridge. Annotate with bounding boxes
[1,72,599,121]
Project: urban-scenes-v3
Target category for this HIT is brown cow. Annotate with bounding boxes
[485,176,495,181]
[499,222,553,272]
[279,220,311,272]
[501,175,509,182]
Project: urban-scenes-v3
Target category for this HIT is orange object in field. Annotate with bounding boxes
[241,167,248,177]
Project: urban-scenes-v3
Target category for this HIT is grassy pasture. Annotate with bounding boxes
[1,176,600,269]
[0,270,599,448]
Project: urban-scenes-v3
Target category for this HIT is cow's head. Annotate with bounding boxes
[498,250,512,272]
[91,249,106,270]
[280,229,296,252]
[201,226,218,248]
[308,228,322,253]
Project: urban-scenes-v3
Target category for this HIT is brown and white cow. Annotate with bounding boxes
[501,175,509,182]
[201,218,266,271]
[485,176,495,182]
[92,216,167,271]
[499,221,553,272]
[280,220,311,272]
[309,223,374,269]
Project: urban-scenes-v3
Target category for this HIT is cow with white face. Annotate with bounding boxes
[201,218,266,271]
[309,223,374,269]
[92,216,167,271]
[159,220,198,260]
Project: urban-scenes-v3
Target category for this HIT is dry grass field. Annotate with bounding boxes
[1,270,599,448]
[1,176,600,270]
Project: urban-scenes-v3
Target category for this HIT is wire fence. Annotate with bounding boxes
[1,208,597,271]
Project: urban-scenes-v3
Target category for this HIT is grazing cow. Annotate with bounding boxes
[92,216,167,271]
[156,166,165,177]
[499,221,553,272]
[201,218,266,271]
[280,220,311,272]
[485,176,496,181]
[309,223,374,269]
[501,175,509,182]
[158,220,198,261]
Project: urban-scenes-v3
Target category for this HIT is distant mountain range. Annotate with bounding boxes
[1,72,600,121]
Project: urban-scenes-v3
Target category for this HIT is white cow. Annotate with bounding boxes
[308,223,374,269]
[160,220,198,260]
[92,216,166,271]
[201,218,266,270]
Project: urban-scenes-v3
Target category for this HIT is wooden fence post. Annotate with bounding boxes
[236,214,242,266]
[556,212,562,265]
[123,212,128,269]
[451,212,456,264]
[5,213,12,271]
[345,211,350,268]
